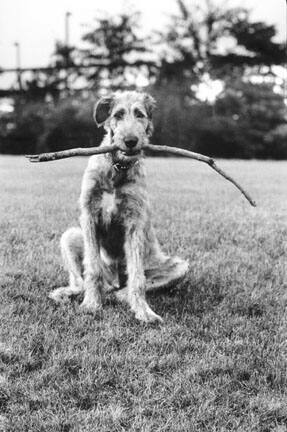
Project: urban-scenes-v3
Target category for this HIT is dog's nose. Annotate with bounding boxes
[124,136,138,149]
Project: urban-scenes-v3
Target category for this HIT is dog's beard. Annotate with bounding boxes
[113,148,142,165]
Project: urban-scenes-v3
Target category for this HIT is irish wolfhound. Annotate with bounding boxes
[49,91,189,322]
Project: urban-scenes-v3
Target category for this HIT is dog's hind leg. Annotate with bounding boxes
[144,226,189,291]
[115,225,189,304]
[145,255,189,292]
[114,255,189,304]
[49,227,84,303]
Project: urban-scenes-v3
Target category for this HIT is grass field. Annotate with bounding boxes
[1,155,287,432]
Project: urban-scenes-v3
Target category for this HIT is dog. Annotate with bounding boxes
[49,91,189,322]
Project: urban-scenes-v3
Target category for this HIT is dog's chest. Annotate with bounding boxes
[98,191,125,259]
[100,191,120,226]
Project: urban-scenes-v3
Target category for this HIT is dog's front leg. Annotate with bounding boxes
[79,209,103,313]
[125,227,163,323]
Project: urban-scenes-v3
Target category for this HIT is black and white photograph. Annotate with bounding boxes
[0,0,286,430]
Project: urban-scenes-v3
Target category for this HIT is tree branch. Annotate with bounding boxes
[26,143,256,206]
[25,144,118,162]
[144,144,256,207]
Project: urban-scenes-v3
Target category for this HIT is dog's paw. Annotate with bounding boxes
[48,287,70,304]
[79,298,103,315]
[134,301,163,323]
[114,287,129,303]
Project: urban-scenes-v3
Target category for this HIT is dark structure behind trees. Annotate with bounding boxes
[0,0,286,158]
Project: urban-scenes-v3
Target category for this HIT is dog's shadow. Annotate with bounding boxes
[146,276,225,319]
[104,274,226,320]
[53,267,226,321]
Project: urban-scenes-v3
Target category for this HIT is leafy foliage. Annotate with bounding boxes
[23,42,78,101]
[0,2,286,158]
[0,98,104,155]
[230,19,286,66]
[80,12,154,88]
[158,0,285,84]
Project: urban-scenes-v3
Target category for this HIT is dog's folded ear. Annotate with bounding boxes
[143,94,156,119]
[93,95,115,126]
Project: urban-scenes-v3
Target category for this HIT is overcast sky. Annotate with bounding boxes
[0,0,285,84]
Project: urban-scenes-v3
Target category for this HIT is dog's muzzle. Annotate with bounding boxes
[124,135,138,150]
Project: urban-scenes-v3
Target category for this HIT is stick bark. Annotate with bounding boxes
[144,144,256,207]
[25,144,118,162]
[26,143,256,206]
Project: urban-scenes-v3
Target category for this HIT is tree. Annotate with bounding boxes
[157,0,285,85]
[80,12,155,89]
[23,41,78,101]
[204,79,287,158]
[156,0,242,85]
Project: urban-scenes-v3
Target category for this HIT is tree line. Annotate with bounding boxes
[0,0,286,158]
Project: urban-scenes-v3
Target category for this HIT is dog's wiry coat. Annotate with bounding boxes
[49,91,189,322]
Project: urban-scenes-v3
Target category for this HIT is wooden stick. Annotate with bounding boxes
[26,143,256,206]
[25,144,119,162]
[144,144,256,207]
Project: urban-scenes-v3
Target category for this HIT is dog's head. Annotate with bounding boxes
[94,91,156,164]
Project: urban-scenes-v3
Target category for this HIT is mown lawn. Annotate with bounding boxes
[1,155,287,432]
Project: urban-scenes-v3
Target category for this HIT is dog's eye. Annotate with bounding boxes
[114,110,125,120]
[134,109,145,119]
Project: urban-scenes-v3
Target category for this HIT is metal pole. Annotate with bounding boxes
[65,12,72,93]
[14,42,22,90]
[65,12,71,47]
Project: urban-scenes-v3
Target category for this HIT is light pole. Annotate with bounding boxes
[64,12,72,93]
[14,41,22,90]
[65,11,72,47]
